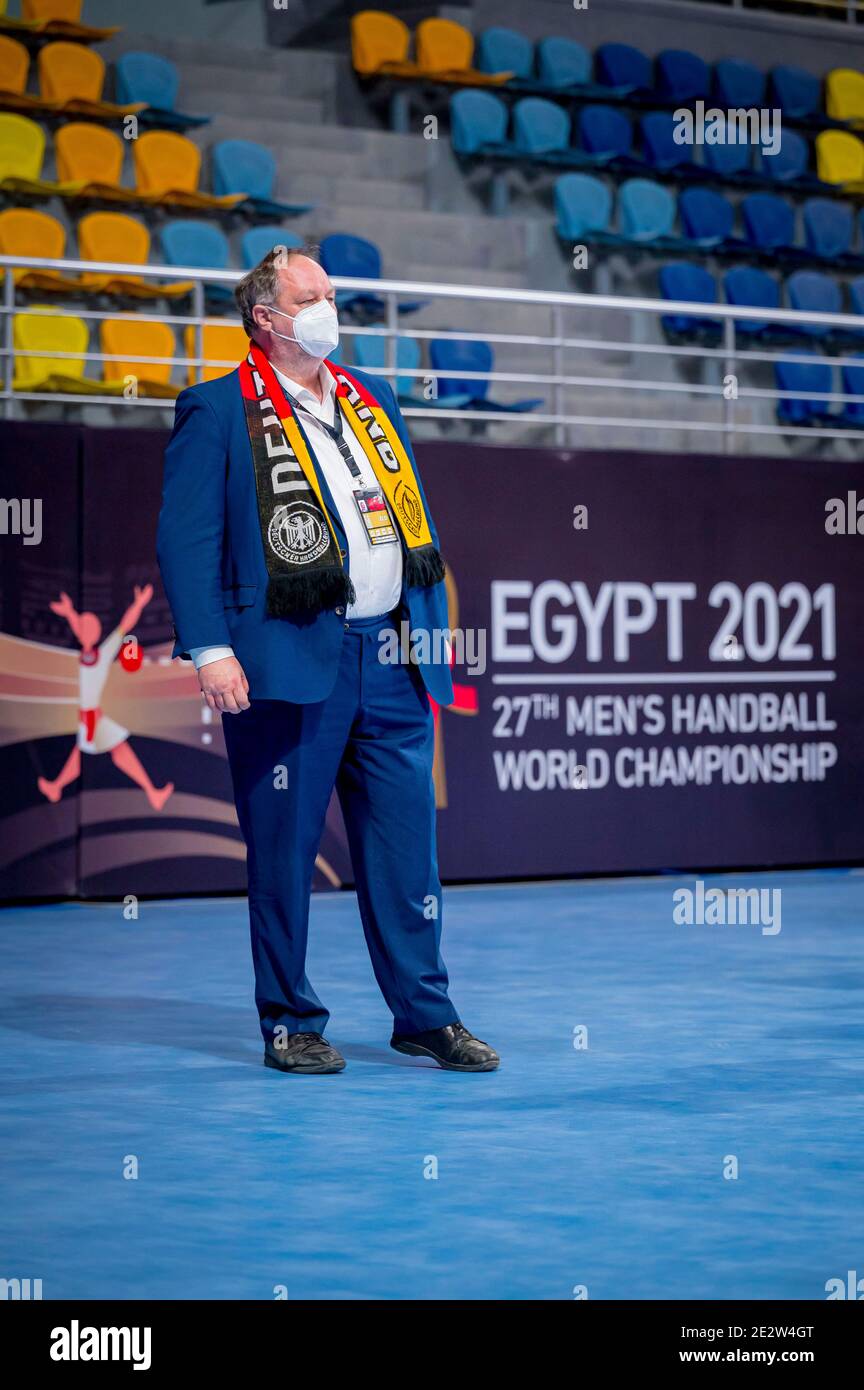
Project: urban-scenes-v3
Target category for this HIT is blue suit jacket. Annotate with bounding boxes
[157,364,454,706]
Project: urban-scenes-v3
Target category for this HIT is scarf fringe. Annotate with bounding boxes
[405,545,446,589]
[266,569,356,618]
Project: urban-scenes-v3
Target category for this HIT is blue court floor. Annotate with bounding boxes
[1,869,862,1301]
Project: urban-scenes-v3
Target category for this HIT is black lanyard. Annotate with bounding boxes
[280,384,362,481]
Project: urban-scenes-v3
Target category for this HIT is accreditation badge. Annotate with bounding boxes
[352,487,399,546]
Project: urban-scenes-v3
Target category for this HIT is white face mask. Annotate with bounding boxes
[267,299,339,358]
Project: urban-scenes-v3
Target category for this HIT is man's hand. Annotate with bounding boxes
[198,656,250,714]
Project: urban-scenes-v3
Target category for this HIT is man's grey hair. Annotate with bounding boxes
[234,242,321,336]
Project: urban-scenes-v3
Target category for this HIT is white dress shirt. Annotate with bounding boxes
[190,361,404,670]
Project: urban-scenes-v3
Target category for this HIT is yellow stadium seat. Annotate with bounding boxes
[101,317,178,397]
[132,131,244,209]
[0,34,29,94]
[39,40,103,102]
[56,119,123,183]
[13,305,89,390]
[816,129,864,186]
[23,0,83,19]
[414,17,513,85]
[185,321,247,384]
[75,210,193,298]
[350,10,416,77]
[0,207,83,290]
[825,69,864,126]
[0,112,46,186]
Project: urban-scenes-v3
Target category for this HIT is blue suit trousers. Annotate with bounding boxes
[221,612,459,1042]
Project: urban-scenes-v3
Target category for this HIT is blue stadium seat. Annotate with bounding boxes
[723,265,781,339]
[619,178,677,244]
[659,262,720,339]
[554,173,615,241]
[512,97,572,159]
[703,140,753,182]
[429,337,543,412]
[849,275,864,318]
[679,186,734,247]
[353,333,472,408]
[656,49,711,104]
[211,139,311,217]
[578,105,632,163]
[450,89,511,156]
[320,233,423,321]
[115,51,210,130]
[713,58,766,110]
[838,355,864,424]
[803,198,854,262]
[477,27,534,81]
[775,352,833,425]
[786,270,842,338]
[759,127,809,185]
[641,112,699,175]
[770,65,822,121]
[240,226,303,269]
[161,219,231,304]
[595,43,652,96]
[741,193,797,257]
[537,37,591,91]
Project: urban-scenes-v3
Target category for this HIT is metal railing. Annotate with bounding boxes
[3,252,864,452]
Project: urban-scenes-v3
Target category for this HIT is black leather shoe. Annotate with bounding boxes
[390,1022,499,1072]
[264,1032,345,1074]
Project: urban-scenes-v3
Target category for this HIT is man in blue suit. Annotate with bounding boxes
[158,244,498,1075]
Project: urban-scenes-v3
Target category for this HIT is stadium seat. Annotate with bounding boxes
[578,105,632,164]
[554,173,614,241]
[849,275,864,319]
[429,337,543,412]
[803,198,854,262]
[659,262,720,340]
[741,193,797,257]
[678,186,734,248]
[133,131,244,210]
[770,65,821,121]
[350,10,415,78]
[0,111,46,189]
[786,269,842,338]
[78,210,193,298]
[759,127,810,185]
[352,333,428,404]
[37,40,140,119]
[0,34,30,99]
[114,51,209,130]
[713,58,765,110]
[656,49,710,104]
[825,68,864,125]
[320,232,424,321]
[477,28,534,82]
[723,265,781,339]
[101,317,178,397]
[838,354,864,424]
[512,97,571,159]
[211,138,311,217]
[703,139,753,183]
[0,207,80,290]
[450,89,511,157]
[816,130,864,186]
[595,43,652,96]
[641,111,699,175]
[12,305,89,391]
[19,1,118,41]
[415,18,512,85]
[537,37,591,91]
[774,352,834,426]
[240,227,302,268]
[161,218,231,304]
[619,178,677,245]
[55,120,127,195]
[184,321,248,385]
